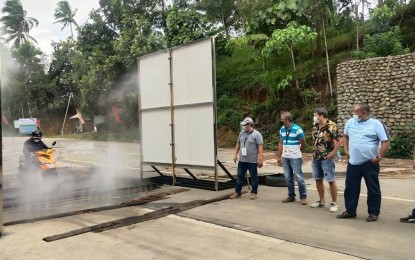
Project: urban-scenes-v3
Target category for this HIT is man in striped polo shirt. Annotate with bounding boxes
[277,112,308,205]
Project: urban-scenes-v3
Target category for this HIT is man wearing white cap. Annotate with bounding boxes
[230,117,264,200]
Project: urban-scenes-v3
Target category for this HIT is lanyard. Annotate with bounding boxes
[243,130,253,147]
[285,126,293,144]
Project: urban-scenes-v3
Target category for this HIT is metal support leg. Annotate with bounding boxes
[151,166,164,177]
[217,160,235,182]
[183,168,198,180]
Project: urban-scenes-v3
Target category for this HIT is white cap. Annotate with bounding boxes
[240,117,254,126]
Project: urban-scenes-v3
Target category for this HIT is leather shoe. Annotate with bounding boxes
[336,211,356,219]
[366,214,378,222]
[282,197,295,203]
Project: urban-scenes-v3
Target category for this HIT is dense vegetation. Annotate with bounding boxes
[1,0,415,155]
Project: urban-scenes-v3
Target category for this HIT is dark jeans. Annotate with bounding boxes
[344,161,381,216]
[235,161,258,195]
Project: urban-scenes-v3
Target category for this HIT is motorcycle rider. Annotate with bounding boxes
[23,130,49,158]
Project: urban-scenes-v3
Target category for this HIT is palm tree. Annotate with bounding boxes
[54,0,79,37]
[0,0,39,47]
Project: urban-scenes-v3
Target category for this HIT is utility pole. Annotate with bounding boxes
[1,43,4,236]
[60,92,73,135]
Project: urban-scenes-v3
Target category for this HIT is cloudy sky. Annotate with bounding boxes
[0,0,100,54]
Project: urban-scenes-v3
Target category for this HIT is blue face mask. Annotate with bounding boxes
[353,114,361,122]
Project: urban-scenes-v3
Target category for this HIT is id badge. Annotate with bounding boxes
[241,148,247,156]
[283,147,290,155]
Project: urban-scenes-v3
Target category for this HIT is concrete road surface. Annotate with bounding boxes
[1,137,415,259]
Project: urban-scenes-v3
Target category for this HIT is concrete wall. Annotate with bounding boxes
[336,53,415,135]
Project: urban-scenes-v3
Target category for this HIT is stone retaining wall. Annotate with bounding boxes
[336,53,415,135]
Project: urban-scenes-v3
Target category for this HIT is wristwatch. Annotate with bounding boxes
[376,156,382,160]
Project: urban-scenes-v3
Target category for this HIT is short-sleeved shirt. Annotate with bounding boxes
[312,119,340,160]
[344,118,389,165]
[237,129,263,163]
[280,123,305,159]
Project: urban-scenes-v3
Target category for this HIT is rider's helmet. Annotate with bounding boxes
[31,130,43,139]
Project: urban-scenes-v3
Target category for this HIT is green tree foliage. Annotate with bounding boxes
[362,27,405,57]
[370,4,395,33]
[0,0,39,47]
[54,0,79,37]
[264,22,317,90]
[195,0,241,37]
[240,0,286,35]
[274,0,308,21]
[2,42,52,117]
[390,0,415,50]
[74,10,119,116]
[166,5,214,47]
[113,4,164,69]
[386,128,414,159]
[2,0,415,144]
[48,39,79,105]
[98,0,167,33]
[73,1,166,120]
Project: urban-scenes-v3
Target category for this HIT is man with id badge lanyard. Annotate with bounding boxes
[277,112,308,205]
[230,117,264,200]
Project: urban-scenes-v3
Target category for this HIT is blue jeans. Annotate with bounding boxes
[282,157,307,199]
[235,161,258,195]
[311,159,336,182]
[344,161,381,216]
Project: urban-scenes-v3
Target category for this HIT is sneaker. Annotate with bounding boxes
[329,202,338,212]
[250,193,257,200]
[336,211,356,219]
[399,215,415,223]
[229,192,240,199]
[366,214,378,222]
[310,201,326,208]
[282,197,295,203]
[300,198,308,205]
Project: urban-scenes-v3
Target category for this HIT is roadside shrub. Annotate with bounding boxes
[362,27,405,57]
[386,130,414,159]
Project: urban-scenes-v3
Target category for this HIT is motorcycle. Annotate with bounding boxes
[18,141,59,185]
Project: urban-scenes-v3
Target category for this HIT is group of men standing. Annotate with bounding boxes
[230,102,395,222]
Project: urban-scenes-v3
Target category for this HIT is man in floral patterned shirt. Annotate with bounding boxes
[310,107,342,213]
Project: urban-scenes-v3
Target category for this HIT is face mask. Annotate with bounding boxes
[243,125,249,132]
[353,114,361,122]
[34,139,40,143]
[313,117,319,124]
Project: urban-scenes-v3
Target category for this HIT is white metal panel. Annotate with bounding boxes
[138,38,216,169]
[174,105,215,167]
[139,51,170,109]
[141,110,171,164]
[172,39,213,106]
